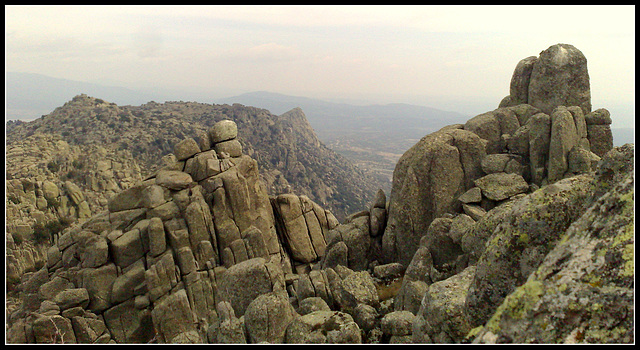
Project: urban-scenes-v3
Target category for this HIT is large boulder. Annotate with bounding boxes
[271,194,337,265]
[151,289,202,343]
[527,43,591,115]
[382,127,486,267]
[472,145,634,343]
[244,292,298,344]
[284,311,362,344]
[217,258,285,317]
[474,173,529,202]
[412,266,476,343]
[464,174,595,328]
[508,56,538,105]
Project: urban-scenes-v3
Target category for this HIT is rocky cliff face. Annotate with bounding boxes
[6,97,386,221]
[5,98,383,288]
[6,43,633,344]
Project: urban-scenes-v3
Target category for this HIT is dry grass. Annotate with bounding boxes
[376,277,403,301]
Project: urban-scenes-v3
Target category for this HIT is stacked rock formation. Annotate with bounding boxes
[7,44,630,344]
[382,43,612,270]
[5,119,345,344]
[6,133,142,287]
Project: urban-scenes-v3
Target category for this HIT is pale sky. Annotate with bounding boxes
[5,5,636,114]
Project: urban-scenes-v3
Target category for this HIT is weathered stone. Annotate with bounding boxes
[33,315,77,344]
[39,276,74,301]
[567,146,601,174]
[151,289,202,343]
[320,240,348,270]
[285,311,361,344]
[458,187,482,204]
[80,263,118,312]
[298,297,331,315]
[373,262,405,280]
[383,128,486,267]
[183,150,225,182]
[71,316,109,344]
[41,180,60,202]
[214,139,243,158]
[474,173,529,201]
[108,184,165,212]
[147,217,166,257]
[77,234,109,268]
[209,119,238,144]
[145,252,178,302]
[481,154,511,174]
[155,171,193,191]
[64,180,85,206]
[214,301,246,343]
[111,259,146,304]
[412,266,476,343]
[528,43,591,115]
[334,270,379,310]
[381,311,415,337]
[587,124,613,158]
[548,106,580,183]
[110,228,145,269]
[173,138,201,161]
[528,113,551,185]
[584,108,612,125]
[509,56,538,105]
[53,288,90,311]
[448,214,476,244]
[465,112,502,154]
[103,298,154,343]
[272,194,320,263]
[218,258,285,317]
[244,292,298,344]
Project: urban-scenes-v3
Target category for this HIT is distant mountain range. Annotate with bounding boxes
[216,91,474,180]
[216,90,471,142]
[6,71,633,154]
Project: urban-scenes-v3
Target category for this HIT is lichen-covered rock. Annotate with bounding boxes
[412,266,476,343]
[381,311,415,337]
[285,311,362,344]
[465,174,595,327]
[474,173,529,202]
[333,270,380,311]
[383,127,486,267]
[244,291,298,344]
[471,146,634,343]
[218,258,286,317]
[527,43,591,115]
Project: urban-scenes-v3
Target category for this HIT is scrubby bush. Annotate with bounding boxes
[32,217,73,245]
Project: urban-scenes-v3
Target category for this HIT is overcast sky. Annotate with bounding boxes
[5,5,636,113]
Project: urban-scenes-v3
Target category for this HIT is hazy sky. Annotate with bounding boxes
[5,5,636,112]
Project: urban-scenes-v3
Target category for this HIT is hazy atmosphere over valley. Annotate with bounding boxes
[6,5,635,124]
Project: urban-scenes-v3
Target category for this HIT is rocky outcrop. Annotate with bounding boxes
[381,127,487,267]
[6,96,386,222]
[6,133,142,286]
[6,120,337,344]
[470,144,634,343]
[501,43,591,115]
[6,43,631,344]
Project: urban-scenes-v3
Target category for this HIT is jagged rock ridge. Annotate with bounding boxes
[6,98,387,221]
[6,44,633,344]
